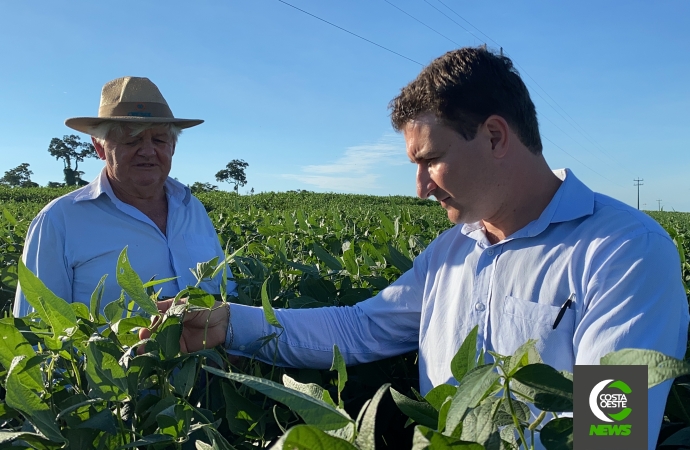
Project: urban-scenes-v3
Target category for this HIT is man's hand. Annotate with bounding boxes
[139,299,230,353]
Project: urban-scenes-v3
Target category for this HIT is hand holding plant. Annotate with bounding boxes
[138,298,229,353]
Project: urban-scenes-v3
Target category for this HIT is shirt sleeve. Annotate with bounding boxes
[14,212,72,317]
[574,230,689,450]
[226,245,429,368]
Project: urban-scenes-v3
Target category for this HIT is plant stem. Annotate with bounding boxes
[116,402,127,446]
[504,378,528,449]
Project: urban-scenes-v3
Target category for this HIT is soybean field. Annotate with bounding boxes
[0,186,689,449]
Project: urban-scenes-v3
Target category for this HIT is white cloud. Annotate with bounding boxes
[282,134,407,193]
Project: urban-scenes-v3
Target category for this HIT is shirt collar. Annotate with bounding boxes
[73,168,191,206]
[461,168,595,242]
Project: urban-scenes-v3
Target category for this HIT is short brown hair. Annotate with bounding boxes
[389,47,542,154]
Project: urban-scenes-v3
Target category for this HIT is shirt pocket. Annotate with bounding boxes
[492,295,575,367]
[183,233,221,267]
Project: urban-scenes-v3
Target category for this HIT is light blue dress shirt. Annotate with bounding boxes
[14,169,236,317]
[227,169,688,449]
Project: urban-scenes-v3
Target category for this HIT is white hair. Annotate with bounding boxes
[90,122,182,146]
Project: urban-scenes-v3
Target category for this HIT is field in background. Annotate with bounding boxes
[1,187,689,447]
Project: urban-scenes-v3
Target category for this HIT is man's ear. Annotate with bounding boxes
[92,137,106,160]
[483,115,510,158]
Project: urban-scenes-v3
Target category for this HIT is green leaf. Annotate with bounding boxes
[342,247,359,277]
[191,256,220,284]
[261,278,283,329]
[5,356,66,444]
[437,397,454,434]
[425,384,457,410]
[104,293,125,323]
[187,286,217,309]
[601,348,690,388]
[505,339,541,376]
[451,325,478,382]
[283,375,336,408]
[204,367,352,431]
[173,357,198,398]
[390,388,438,429]
[281,424,358,450]
[18,260,77,337]
[313,243,343,271]
[221,381,267,436]
[355,383,391,450]
[378,212,395,235]
[387,243,413,273]
[115,247,159,316]
[539,417,573,450]
[512,364,573,412]
[0,431,54,447]
[85,337,129,402]
[155,315,182,360]
[2,209,17,226]
[75,408,118,435]
[0,322,39,384]
[88,274,108,323]
[458,398,501,447]
[444,365,500,436]
[286,260,319,275]
[142,276,179,288]
[289,296,331,309]
[330,345,348,407]
[412,425,484,450]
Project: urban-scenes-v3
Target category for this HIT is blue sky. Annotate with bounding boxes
[1,1,689,210]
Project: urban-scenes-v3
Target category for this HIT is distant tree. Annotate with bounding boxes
[190,182,218,194]
[47,181,65,188]
[48,135,97,186]
[215,159,248,193]
[0,163,38,187]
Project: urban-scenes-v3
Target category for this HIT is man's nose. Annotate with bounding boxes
[138,136,156,155]
[416,165,436,199]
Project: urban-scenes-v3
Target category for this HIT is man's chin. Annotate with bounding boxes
[446,209,464,224]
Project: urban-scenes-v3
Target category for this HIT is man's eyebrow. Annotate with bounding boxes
[410,149,434,163]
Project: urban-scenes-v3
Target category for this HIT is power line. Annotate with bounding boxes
[381,0,627,187]
[435,0,500,47]
[427,0,638,178]
[421,0,486,44]
[383,0,460,46]
[542,135,624,188]
[275,0,423,66]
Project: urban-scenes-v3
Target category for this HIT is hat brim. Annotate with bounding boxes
[65,116,204,135]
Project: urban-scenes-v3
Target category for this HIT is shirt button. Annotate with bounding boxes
[487,249,494,256]
[475,302,485,311]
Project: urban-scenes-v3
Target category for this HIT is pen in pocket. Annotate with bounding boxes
[552,293,574,330]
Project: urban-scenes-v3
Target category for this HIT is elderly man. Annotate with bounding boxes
[147,48,688,448]
[14,76,235,316]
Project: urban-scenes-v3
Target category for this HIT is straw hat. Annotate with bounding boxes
[65,76,204,134]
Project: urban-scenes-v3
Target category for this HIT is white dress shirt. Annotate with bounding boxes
[14,168,236,316]
[227,169,688,449]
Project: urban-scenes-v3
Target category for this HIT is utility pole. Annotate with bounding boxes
[633,178,643,210]
[657,199,662,211]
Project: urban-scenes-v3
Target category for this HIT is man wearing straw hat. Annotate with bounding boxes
[14,77,235,316]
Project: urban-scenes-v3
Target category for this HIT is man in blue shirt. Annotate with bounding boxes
[14,76,235,316]
[147,48,688,448]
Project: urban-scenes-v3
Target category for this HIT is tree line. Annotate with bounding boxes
[1,136,249,193]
